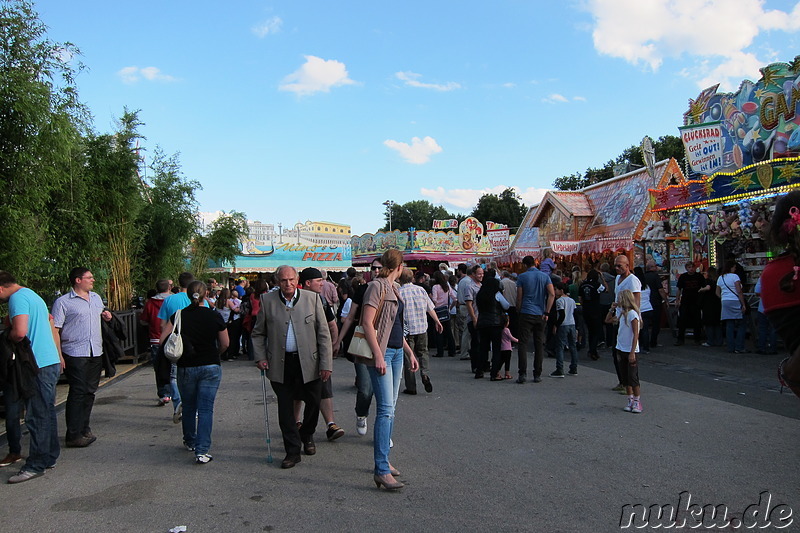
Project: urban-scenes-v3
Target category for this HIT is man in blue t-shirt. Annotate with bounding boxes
[0,271,62,484]
[515,256,555,384]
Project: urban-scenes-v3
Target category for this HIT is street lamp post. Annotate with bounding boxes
[278,223,283,244]
[383,200,395,232]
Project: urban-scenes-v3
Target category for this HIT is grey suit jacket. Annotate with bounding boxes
[251,289,332,384]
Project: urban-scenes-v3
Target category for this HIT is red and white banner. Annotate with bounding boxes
[487,228,510,255]
[550,241,581,255]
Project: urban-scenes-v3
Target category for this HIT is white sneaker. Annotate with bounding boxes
[631,399,642,414]
[623,397,634,412]
[390,438,394,448]
[356,416,367,436]
[195,453,213,464]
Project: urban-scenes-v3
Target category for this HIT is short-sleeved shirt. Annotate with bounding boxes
[644,270,664,306]
[52,290,105,357]
[9,288,60,367]
[516,267,552,315]
[677,272,706,305]
[456,277,472,305]
[614,273,642,304]
[616,309,640,353]
[398,283,434,336]
[170,306,226,367]
[556,295,576,326]
[718,273,741,302]
[540,257,556,275]
[158,292,191,322]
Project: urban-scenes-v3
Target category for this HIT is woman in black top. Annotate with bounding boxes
[475,273,509,380]
[161,281,229,464]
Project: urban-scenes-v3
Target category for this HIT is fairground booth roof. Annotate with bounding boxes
[500,158,683,262]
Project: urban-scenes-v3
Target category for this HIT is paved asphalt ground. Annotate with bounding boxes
[0,344,798,532]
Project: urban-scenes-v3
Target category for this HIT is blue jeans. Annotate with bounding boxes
[556,324,578,373]
[354,361,373,418]
[367,347,403,475]
[725,319,746,352]
[23,363,60,473]
[177,365,222,455]
[2,379,23,454]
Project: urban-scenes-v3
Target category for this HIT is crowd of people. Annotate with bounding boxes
[2,192,799,488]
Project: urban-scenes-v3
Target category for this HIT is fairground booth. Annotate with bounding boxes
[209,220,352,283]
[350,217,510,272]
[650,57,800,299]
[498,158,683,274]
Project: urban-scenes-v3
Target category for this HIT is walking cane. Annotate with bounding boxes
[260,369,274,463]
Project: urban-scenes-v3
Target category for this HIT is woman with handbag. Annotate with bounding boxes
[431,270,457,357]
[717,260,747,353]
[161,281,229,464]
[358,249,419,491]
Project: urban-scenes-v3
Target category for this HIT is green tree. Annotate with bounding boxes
[553,135,686,190]
[138,148,201,289]
[469,188,527,228]
[382,200,457,231]
[191,211,248,277]
[83,110,146,309]
[552,172,588,191]
[0,0,88,296]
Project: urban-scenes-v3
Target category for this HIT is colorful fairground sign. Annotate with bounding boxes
[653,57,800,211]
[351,216,500,263]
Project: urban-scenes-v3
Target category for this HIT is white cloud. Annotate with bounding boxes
[502,82,516,88]
[384,136,443,164]
[584,0,800,87]
[542,93,569,104]
[279,55,356,96]
[253,16,283,37]
[117,66,177,84]
[420,185,548,211]
[395,71,461,91]
[542,93,585,104]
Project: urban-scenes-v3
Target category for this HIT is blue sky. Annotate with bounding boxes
[37,0,800,235]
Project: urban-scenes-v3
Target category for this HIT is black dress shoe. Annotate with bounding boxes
[302,439,316,456]
[422,375,433,393]
[66,436,94,448]
[402,389,417,395]
[281,454,301,469]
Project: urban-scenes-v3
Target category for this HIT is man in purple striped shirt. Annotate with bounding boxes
[52,267,112,448]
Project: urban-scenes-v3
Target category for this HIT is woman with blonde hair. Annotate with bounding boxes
[360,249,419,490]
[606,289,642,413]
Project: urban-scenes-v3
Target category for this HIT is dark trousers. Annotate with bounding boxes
[677,304,703,342]
[468,321,481,372]
[270,352,322,456]
[650,303,664,346]
[434,319,456,357]
[479,325,503,377]
[226,318,243,359]
[63,354,102,441]
[517,313,546,378]
[600,304,617,348]
[2,379,23,454]
[640,310,654,351]
[584,308,603,356]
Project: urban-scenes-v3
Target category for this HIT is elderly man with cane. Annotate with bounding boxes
[251,265,333,469]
